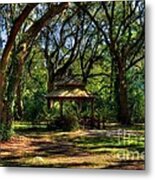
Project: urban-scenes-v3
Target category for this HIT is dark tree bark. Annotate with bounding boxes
[0,4,37,126]
[13,81,23,120]
[116,59,130,125]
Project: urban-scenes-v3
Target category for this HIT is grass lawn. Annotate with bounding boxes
[0,123,145,169]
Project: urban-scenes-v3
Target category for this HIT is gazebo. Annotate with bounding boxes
[45,79,95,121]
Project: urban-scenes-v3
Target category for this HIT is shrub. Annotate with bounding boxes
[0,123,14,141]
[48,113,79,132]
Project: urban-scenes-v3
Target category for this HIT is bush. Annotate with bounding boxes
[48,113,79,132]
[0,123,14,141]
[23,90,46,122]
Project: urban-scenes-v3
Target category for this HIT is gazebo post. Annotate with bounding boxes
[91,98,94,128]
[60,99,63,119]
[47,99,51,109]
[91,98,94,119]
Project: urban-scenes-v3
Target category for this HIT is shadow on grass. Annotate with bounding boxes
[102,160,144,170]
[14,127,48,135]
[22,161,97,168]
[0,155,24,167]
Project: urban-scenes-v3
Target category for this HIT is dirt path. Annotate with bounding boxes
[0,130,144,169]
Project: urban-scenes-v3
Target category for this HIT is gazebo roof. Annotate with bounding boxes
[45,79,94,100]
[46,88,93,99]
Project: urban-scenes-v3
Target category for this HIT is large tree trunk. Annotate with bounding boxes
[14,82,23,120]
[0,4,37,121]
[0,3,68,140]
[116,59,130,125]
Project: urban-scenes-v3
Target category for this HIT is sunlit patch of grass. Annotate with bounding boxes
[21,154,119,168]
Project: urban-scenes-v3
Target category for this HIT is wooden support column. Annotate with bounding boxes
[77,100,82,114]
[47,98,51,109]
[60,99,63,119]
[91,98,94,129]
[91,98,94,119]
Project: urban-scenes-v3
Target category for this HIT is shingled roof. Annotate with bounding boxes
[46,79,94,100]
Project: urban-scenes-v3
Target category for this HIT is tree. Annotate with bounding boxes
[0,4,38,133]
[77,1,144,125]
[0,2,68,140]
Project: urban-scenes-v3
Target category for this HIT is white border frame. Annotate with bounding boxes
[0,0,154,179]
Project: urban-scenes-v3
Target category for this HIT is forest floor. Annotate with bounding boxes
[0,124,145,169]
